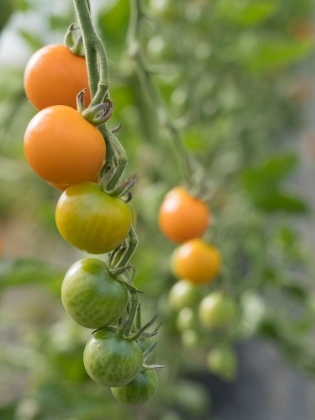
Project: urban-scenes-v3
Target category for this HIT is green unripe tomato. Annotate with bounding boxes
[181,329,200,349]
[83,328,143,387]
[111,369,158,405]
[61,258,129,329]
[198,292,237,329]
[207,346,238,381]
[168,280,199,311]
[176,307,197,332]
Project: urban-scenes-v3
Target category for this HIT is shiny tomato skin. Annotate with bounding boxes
[83,328,143,387]
[61,258,129,329]
[55,182,132,254]
[24,44,91,110]
[24,106,105,186]
[111,369,158,405]
[159,187,210,243]
[171,239,221,285]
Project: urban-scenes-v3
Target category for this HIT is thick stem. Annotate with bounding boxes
[127,0,196,187]
[115,226,138,268]
[101,125,128,190]
[73,0,109,102]
[121,290,140,337]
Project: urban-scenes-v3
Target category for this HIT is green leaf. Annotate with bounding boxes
[242,153,298,190]
[238,36,314,72]
[19,29,43,50]
[282,283,308,301]
[242,154,308,213]
[256,191,308,213]
[217,0,278,26]
[0,0,14,33]
[0,258,62,294]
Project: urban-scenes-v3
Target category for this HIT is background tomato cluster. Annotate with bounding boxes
[1,0,315,419]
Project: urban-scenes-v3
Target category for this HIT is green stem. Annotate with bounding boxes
[101,125,128,190]
[127,0,195,187]
[73,0,109,103]
[116,226,138,268]
[121,290,140,337]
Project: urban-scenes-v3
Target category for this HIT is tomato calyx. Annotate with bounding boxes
[64,23,85,57]
[100,169,137,199]
[142,342,165,371]
[81,98,113,126]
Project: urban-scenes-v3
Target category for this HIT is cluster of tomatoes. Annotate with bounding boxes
[22,43,158,405]
[159,187,238,381]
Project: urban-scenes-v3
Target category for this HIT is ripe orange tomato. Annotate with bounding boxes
[24,44,91,110]
[171,239,221,285]
[24,105,105,186]
[158,187,210,243]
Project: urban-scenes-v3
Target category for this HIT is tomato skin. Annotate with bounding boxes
[207,347,237,381]
[24,106,105,186]
[159,187,210,243]
[198,292,237,329]
[61,258,129,329]
[55,183,132,254]
[111,369,158,405]
[168,279,199,310]
[83,328,143,387]
[171,239,221,285]
[176,307,197,332]
[24,44,91,110]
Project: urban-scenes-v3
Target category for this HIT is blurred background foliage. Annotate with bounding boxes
[0,0,315,419]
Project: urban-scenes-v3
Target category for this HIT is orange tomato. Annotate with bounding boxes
[24,44,91,110]
[158,186,210,243]
[171,239,221,285]
[24,105,105,186]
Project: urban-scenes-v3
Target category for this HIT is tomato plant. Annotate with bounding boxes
[158,187,210,243]
[61,258,129,329]
[111,369,158,405]
[198,293,237,329]
[24,44,91,110]
[83,328,144,387]
[24,105,105,186]
[171,239,221,285]
[55,182,132,254]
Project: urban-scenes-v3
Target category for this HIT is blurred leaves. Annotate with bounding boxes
[0,0,14,33]
[217,0,278,27]
[0,258,62,295]
[242,154,308,212]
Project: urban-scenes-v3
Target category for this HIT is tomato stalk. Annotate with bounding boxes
[127,0,202,190]
[72,0,108,100]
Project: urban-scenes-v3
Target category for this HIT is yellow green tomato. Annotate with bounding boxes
[181,329,201,349]
[176,307,197,332]
[55,182,131,254]
[198,292,237,329]
[207,346,238,382]
[168,280,199,311]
